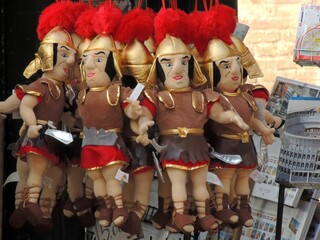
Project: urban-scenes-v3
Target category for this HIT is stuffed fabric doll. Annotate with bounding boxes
[60,3,97,228]
[135,6,249,234]
[10,1,77,228]
[195,3,275,228]
[76,1,142,230]
[113,6,156,236]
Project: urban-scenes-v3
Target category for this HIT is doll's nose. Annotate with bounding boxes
[172,61,183,73]
[66,54,76,65]
[84,56,95,69]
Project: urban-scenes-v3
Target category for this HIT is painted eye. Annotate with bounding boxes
[224,64,231,69]
[96,57,103,63]
[62,53,68,58]
[166,62,173,67]
[181,60,188,65]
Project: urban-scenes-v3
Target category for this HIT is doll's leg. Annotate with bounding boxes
[87,169,110,227]
[151,170,173,230]
[37,165,65,233]
[122,175,135,211]
[121,169,154,235]
[65,167,96,227]
[231,168,253,227]
[63,167,83,217]
[211,168,238,225]
[23,153,50,226]
[166,168,194,234]
[189,167,218,232]
[102,164,128,227]
[0,93,20,114]
[9,158,28,228]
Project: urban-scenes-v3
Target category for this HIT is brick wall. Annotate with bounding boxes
[238,0,320,91]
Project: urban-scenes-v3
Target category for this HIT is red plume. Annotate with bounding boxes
[75,7,97,40]
[114,8,155,44]
[37,1,75,40]
[92,2,122,36]
[69,2,89,32]
[193,4,236,55]
[154,7,195,47]
[213,4,237,44]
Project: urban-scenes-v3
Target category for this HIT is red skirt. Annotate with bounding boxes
[19,144,60,164]
[81,145,128,170]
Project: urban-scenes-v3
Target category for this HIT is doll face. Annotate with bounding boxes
[215,56,242,92]
[46,44,76,82]
[82,50,111,88]
[159,54,190,89]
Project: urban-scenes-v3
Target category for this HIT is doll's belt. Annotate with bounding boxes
[220,131,249,143]
[36,119,58,128]
[160,128,203,138]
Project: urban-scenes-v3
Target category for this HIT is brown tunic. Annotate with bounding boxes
[16,78,66,163]
[144,88,219,168]
[77,83,131,169]
[207,84,258,168]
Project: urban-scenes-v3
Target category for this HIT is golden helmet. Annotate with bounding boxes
[83,34,122,79]
[146,35,207,88]
[23,26,75,79]
[121,39,155,88]
[231,35,264,79]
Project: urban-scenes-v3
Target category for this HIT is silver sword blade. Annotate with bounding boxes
[45,129,73,144]
[209,147,242,165]
[152,151,165,183]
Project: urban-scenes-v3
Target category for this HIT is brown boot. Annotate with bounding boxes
[22,186,43,226]
[120,201,146,235]
[34,197,55,233]
[112,194,128,227]
[172,201,194,234]
[151,196,172,229]
[63,197,75,217]
[96,196,113,227]
[195,199,218,232]
[230,195,253,228]
[9,192,27,229]
[73,196,96,227]
[212,193,238,225]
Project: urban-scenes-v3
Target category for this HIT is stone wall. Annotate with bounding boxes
[238,0,320,91]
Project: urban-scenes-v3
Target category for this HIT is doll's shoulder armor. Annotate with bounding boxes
[106,84,120,106]
[201,88,220,103]
[143,89,156,104]
[78,89,87,104]
[191,90,205,113]
[157,90,175,109]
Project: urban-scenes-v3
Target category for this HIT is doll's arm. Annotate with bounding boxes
[255,97,284,129]
[209,102,249,130]
[135,107,154,146]
[19,94,42,139]
[250,117,275,145]
[0,93,21,114]
[123,98,142,120]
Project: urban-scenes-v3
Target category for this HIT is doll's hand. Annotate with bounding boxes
[139,120,154,135]
[125,98,142,119]
[261,127,276,145]
[232,115,249,130]
[27,125,43,139]
[136,132,152,146]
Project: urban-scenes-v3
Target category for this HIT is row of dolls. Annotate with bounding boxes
[0,0,284,237]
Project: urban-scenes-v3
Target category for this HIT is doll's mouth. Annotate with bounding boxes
[173,75,183,80]
[232,76,239,81]
[87,73,95,77]
[64,68,69,73]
